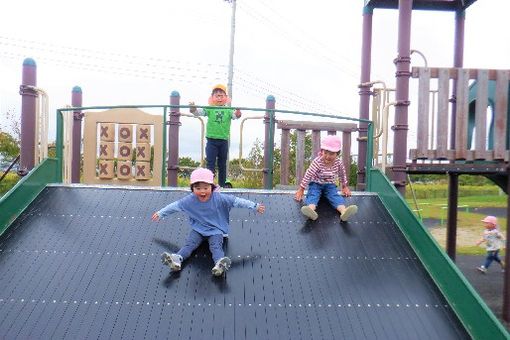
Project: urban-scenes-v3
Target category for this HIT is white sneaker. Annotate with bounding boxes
[301,206,318,220]
[161,252,182,271]
[341,205,358,221]
[476,266,487,274]
[212,257,232,276]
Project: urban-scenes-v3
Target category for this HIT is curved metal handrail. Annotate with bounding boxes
[238,115,265,172]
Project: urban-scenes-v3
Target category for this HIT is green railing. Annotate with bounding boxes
[56,104,375,189]
[0,158,59,235]
[367,168,509,340]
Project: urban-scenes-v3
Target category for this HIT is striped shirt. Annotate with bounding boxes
[300,156,348,189]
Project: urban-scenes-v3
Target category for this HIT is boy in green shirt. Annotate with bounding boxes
[190,84,241,187]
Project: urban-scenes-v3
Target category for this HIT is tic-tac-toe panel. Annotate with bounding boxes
[83,108,163,186]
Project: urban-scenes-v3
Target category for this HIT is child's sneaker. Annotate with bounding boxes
[340,205,358,221]
[212,257,232,276]
[476,266,487,274]
[161,252,182,271]
[301,206,318,220]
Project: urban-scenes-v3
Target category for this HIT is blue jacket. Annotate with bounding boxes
[157,192,258,236]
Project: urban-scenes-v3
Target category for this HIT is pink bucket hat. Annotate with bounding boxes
[190,168,215,185]
[481,216,498,225]
[321,135,342,153]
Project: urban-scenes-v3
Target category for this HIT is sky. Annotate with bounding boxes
[1,0,510,161]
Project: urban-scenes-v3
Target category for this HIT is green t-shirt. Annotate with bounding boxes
[204,107,235,140]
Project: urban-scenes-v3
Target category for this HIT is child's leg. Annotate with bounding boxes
[323,184,358,221]
[208,234,232,276]
[217,140,229,187]
[207,234,225,263]
[493,250,503,265]
[178,230,205,260]
[205,138,219,177]
[301,183,321,220]
[484,251,496,269]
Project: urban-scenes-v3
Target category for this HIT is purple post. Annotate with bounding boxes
[18,58,37,176]
[357,6,373,190]
[391,0,413,195]
[263,95,275,189]
[71,86,83,183]
[167,91,181,186]
[450,9,465,148]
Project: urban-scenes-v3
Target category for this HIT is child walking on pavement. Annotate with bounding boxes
[190,84,241,187]
[151,168,265,276]
[476,215,505,273]
[294,135,358,222]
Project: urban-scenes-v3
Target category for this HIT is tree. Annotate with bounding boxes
[0,109,21,162]
[0,132,19,160]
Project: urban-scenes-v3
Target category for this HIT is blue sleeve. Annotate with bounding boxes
[233,196,258,210]
[157,199,184,218]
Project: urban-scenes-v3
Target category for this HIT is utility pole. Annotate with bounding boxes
[227,0,236,99]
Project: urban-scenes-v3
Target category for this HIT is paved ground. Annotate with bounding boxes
[456,255,510,331]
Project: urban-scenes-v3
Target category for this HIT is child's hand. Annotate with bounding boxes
[294,187,304,201]
[151,212,161,221]
[256,203,265,214]
[234,109,242,118]
[189,101,196,113]
[341,186,352,197]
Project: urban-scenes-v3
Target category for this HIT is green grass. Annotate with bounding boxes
[406,194,507,255]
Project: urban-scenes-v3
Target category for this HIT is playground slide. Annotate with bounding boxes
[0,164,508,339]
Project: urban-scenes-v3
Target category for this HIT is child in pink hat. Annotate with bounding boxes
[294,135,358,222]
[476,215,505,273]
[152,168,265,276]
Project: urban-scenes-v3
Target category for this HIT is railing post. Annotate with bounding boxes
[446,173,459,261]
[263,95,275,189]
[71,86,83,183]
[167,91,181,187]
[342,131,352,183]
[19,58,37,176]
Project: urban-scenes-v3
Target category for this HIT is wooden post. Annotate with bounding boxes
[280,128,290,185]
[296,129,306,184]
[311,130,321,158]
[446,173,459,261]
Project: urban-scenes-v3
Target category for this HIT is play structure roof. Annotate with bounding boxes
[364,0,478,11]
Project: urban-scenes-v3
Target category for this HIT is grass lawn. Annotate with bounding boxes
[406,195,507,255]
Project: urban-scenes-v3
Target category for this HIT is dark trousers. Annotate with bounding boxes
[484,250,503,268]
[206,138,229,186]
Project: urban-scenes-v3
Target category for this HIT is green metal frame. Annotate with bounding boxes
[0,158,59,236]
[367,168,509,340]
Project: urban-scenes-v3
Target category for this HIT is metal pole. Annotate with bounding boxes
[357,5,373,191]
[19,58,37,176]
[392,0,413,195]
[227,0,236,99]
[71,86,83,183]
[503,165,510,321]
[450,9,465,149]
[263,95,275,189]
[167,91,181,186]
